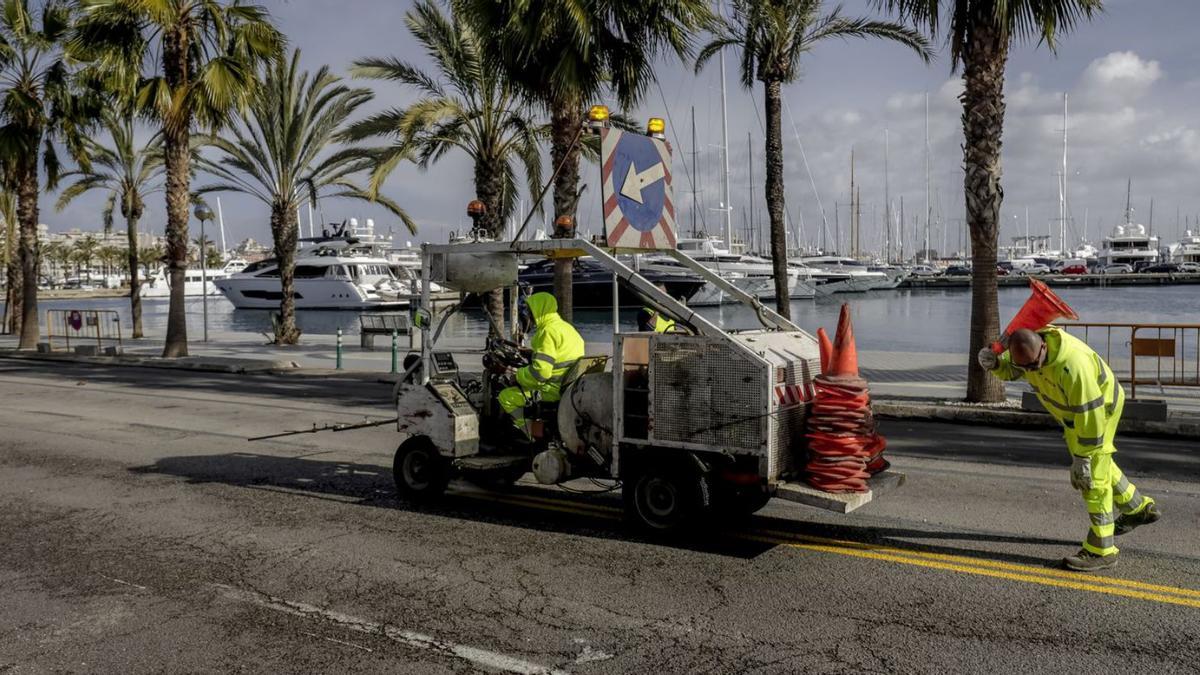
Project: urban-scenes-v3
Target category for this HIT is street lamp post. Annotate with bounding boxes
[194,205,215,343]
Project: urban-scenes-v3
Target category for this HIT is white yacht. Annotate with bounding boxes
[647,236,815,304]
[215,239,424,310]
[1097,223,1159,269]
[139,259,246,298]
[792,255,890,292]
[1169,231,1200,263]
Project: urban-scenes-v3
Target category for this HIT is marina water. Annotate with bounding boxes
[17,284,1199,354]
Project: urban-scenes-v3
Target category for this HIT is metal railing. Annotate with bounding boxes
[1059,322,1200,398]
[46,309,123,352]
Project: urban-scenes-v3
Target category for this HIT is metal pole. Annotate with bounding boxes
[884,128,891,264]
[924,92,931,263]
[216,197,227,259]
[336,327,343,370]
[201,217,209,343]
[390,329,398,374]
[691,106,699,237]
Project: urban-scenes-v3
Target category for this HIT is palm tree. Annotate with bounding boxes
[345,0,543,335]
[73,0,284,357]
[197,49,409,344]
[875,0,1102,402]
[0,0,94,348]
[697,0,930,319]
[56,110,163,337]
[72,234,100,280]
[138,244,163,281]
[456,0,711,321]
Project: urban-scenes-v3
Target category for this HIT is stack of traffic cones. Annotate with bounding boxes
[804,304,888,493]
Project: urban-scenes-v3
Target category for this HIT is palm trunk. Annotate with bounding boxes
[961,25,1008,403]
[126,210,144,339]
[764,80,791,319]
[17,162,40,349]
[162,124,191,357]
[162,30,191,357]
[271,205,301,345]
[475,158,506,336]
[550,101,581,323]
[3,211,20,335]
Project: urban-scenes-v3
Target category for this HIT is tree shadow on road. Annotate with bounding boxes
[131,451,1078,570]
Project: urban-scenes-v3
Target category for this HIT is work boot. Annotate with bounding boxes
[1115,502,1161,536]
[1062,549,1118,572]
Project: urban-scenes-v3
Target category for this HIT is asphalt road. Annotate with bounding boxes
[2,359,1199,673]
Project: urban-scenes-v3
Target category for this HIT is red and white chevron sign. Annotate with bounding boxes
[774,383,815,406]
[601,128,677,250]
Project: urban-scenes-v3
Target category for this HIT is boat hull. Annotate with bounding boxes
[214,277,410,310]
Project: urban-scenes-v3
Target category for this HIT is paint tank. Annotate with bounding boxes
[429,251,518,293]
[557,372,614,459]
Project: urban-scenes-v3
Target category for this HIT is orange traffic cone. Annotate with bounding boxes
[990,279,1080,353]
[829,304,859,378]
[817,327,833,375]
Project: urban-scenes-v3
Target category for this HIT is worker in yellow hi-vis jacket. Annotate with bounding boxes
[498,292,585,439]
[979,327,1161,572]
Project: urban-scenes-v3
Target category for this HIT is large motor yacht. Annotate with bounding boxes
[139,259,247,298]
[1097,222,1159,269]
[1169,231,1200,263]
[215,239,423,310]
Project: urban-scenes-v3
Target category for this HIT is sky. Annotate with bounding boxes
[47,0,1200,257]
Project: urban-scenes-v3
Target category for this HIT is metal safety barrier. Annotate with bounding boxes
[1059,322,1200,398]
[46,309,123,353]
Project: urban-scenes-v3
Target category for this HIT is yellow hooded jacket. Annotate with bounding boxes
[991,327,1122,457]
[514,292,585,403]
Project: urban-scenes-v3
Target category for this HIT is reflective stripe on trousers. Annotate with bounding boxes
[1080,454,1150,556]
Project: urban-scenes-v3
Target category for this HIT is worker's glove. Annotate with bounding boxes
[977,346,999,371]
[1070,455,1093,491]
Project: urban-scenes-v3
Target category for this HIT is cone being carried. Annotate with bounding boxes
[991,279,1078,354]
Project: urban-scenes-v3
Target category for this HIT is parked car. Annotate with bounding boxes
[1021,264,1051,275]
[1139,263,1180,274]
[942,265,972,277]
[1102,263,1133,274]
[1059,263,1088,275]
[1177,262,1200,274]
[908,264,939,277]
[996,265,1010,276]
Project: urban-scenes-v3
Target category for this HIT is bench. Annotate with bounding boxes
[359,313,410,350]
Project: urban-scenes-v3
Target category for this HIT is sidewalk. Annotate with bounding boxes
[6,329,1200,436]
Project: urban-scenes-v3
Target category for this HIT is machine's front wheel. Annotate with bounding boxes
[393,437,449,502]
[625,463,701,533]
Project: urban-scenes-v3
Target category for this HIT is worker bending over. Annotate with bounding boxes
[498,292,585,438]
[979,327,1160,572]
[637,306,678,333]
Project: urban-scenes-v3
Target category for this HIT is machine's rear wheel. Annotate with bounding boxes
[625,463,701,533]
[393,437,449,502]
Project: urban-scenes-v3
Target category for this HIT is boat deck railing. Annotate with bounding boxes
[1059,322,1200,398]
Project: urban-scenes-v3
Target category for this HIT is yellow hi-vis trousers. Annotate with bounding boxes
[1081,454,1152,556]
[498,386,533,433]
[1078,391,1153,556]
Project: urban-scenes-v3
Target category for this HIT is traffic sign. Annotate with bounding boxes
[601,129,676,250]
[68,310,83,331]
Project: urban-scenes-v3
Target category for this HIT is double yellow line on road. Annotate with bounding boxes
[457,488,1200,610]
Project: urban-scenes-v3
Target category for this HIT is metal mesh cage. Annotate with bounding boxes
[651,337,765,452]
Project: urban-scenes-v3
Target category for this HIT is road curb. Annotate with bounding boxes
[874,398,1200,440]
[0,349,299,375]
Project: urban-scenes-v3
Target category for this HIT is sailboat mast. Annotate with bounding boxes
[691,106,699,237]
[884,128,891,264]
[849,148,856,257]
[718,19,733,249]
[924,92,931,262]
[1060,93,1068,253]
[747,131,754,252]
